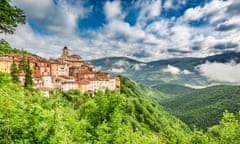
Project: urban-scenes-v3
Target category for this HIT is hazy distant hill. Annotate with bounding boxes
[90,52,240,86]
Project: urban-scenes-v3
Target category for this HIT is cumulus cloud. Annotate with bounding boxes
[136,0,162,27]
[133,64,141,71]
[163,0,186,10]
[215,16,240,32]
[227,0,240,15]
[180,0,232,23]
[104,1,122,21]
[114,60,130,67]
[169,24,191,49]
[182,69,192,75]
[215,23,238,32]
[163,65,181,74]
[1,0,240,62]
[163,0,173,9]
[111,68,125,73]
[146,19,171,37]
[214,42,238,50]
[198,61,240,83]
[12,0,92,34]
[162,65,192,75]
[105,20,145,42]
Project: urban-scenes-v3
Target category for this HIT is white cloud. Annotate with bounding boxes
[198,61,240,83]
[133,64,141,71]
[111,68,125,73]
[12,0,92,34]
[163,0,173,9]
[163,65,181,75]
[2,24,75,58]
[104,1,122,21]
[114,60,129,67]
[163,65,192,75]
[146,19,171,37]
[136,0,162,27]
[1,0,240,63]
[182,69,192,75]
[106,20,145,41]
[169,24,191,49]
[163,0,186,10]
[180,0,233,23]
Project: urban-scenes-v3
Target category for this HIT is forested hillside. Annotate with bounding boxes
[160,85,240,130]
[152,84,196,95]
[1,72,240,143]
[0,72,189,143]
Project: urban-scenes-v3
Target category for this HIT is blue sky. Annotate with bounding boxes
[2,0,240,61]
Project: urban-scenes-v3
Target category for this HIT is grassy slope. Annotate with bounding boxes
[160,85,240,130]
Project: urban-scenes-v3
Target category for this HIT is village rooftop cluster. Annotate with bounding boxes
[0,46,120,94]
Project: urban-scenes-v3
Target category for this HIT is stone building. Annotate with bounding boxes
[0,46,120,93]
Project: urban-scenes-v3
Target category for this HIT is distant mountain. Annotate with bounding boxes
[90,52,240,86]
[89,56,144,74]
[160,85,240,130]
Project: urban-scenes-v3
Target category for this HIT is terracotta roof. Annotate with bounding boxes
[78,79,90,85]
[69,54,82,58]
[58,75,74,80]
[62,81,78,84]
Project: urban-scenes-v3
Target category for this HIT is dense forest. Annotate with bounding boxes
[160,85,240,130]
[1,72,240,143]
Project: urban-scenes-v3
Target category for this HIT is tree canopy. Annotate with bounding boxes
[0,0,25,34]
[10,60,19,83]
[24,59,33,87]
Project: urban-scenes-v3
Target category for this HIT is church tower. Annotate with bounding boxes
[61,46,69,59]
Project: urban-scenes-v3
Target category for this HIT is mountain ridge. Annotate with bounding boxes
[89,52,240,86]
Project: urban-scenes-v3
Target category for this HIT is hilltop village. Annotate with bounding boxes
[0,46,120,94]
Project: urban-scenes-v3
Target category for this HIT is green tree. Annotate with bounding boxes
[0,39,11,54]
[10,60,19,83]
[0,0,26,34]
[24,60,32,87]
[0,39,28,54]
[19,55,27,72]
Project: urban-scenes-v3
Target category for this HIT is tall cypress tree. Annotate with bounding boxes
[10,61,19,83]
[19,56,27,72]
[24,60,33,87]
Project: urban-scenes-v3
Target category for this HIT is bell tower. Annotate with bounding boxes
[61,46,69,59]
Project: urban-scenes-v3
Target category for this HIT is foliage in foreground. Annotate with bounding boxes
[0,73,240,143]
[0,0,25,34]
